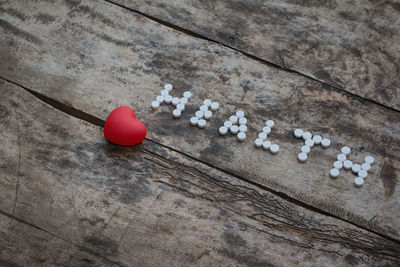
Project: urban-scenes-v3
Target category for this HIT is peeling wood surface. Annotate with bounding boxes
[113,0,400,110]
[1,80,400,266]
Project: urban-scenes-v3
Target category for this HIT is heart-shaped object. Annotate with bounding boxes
[104,106,147,146]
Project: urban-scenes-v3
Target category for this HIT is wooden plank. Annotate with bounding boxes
[1,80,400,266]
[111,0,400,110]
[0,0,399,241]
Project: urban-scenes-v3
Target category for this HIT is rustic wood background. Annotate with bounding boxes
[0,0,399,266]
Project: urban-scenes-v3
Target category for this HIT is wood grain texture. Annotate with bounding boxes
[1,79,400,266]
[0,0,399,242]
[113,0,400,110]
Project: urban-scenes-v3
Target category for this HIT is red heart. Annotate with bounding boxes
[104,106,147,146]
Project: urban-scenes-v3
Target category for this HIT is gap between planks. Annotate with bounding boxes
[1,75,399,246]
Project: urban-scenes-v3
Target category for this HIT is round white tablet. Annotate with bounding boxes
[294,129,303,138]
[354,177,364,187]
[183,91,192,99]
[270,144,279,154]
[164,95,172,104]
[176,103,185,111]
[237,132,246,141]
[224,121,232,129]
[219,126,228,135]
[195,110,204,119]
[305,139,314,148]
[203,99,212,107]
[172,97,180,106]
[358,169,368,178]
[302,131,312,140]
[337,153,346,162]
[262,126,271,134]
[365,156,374,164]
[172,109,181,118]
[343,160,353,169]
[190,117,198,126]
[313,135,322,145]
[238,125,247,132]
[230,125,239,134]
[297,152,308,162]
[333,161,343,169]
[341,146,351,155]
[198,119,206,128]
[229,115,238,124]
[151,101,160,109]
[239,117,247,125]
[351,164,361,174]
[262,141,271,150]
[160,89,169,96]
[258,132,267,140]
[301,145,310,154]
[180,97,188,104]
[321,138,331,148]
[156,95,164,103]
[199,105,208,112]
[203,110,212,120]
[266,120,275,127]
[164,83,173,91]
[254,138,263,148]
[361,163,371,171]
[236,110,245,118]
[330,168,340,178]
[210,102,219,111]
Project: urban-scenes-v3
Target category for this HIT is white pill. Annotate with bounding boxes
[266,120,275,127]
[365,156,374,164]
[180,97,188,104]
[343,160,353,169]
[164,83,173,91]
[204,110,212,120]
[341,146,351,155]
[161,89,169,96]
[294,129,304,138]
[302,131,312,140]
[210,102,219,111]
[361,163,371,171]
[305,139,314,148]
[358,169,368,178]
[333,161,343,169]
[219,126,228,135]
[203,99,212,107]
[229,115,238,124]
[176,103,185,111]
[270,144,279,154]
[198,119,206,128]
[321,138,331,148]
[239,117,247,125]
[224,121,232,129]
[172,97,180,106]
[262,126,271,134]
[190,117,198,126]
[330,168,340,178]
[195,110,204,119]
[151,101,160,109]
[313,135,322,145]
[199,105,208,112]
[254,138,263,148]
[337,153,346,162]
[262,141,271,150]
[164,95,172,104]
[183,91,192,99]
[352,164,361,174]
[301,145,310,153]
[258,132,267,140]
[354,177,364,187]
[238,125,247,132]
[230,125,239,134]
[237,132,246,141]
[297,152,308,162]
[172,109,181,118]
[156,95,164,103]
[236,110,245,118]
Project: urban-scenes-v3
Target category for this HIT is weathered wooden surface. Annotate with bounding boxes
[113,0,400,110]
[1,79,400,266]
[0,0,399,241]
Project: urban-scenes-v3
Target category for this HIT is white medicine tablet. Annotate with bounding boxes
[164,95,172,104]
[343,160,353,169]
[203,99,212,107]
[229,115,238,124]
[262,126,271,134]
[358,169,368,178]
[237,132,246,141]
[258,132,267,140]
[180,97,188,104]
[301,145,310,154]
[270,144,279,154]
[254,138,263,148]
[361,163,371,171]
[337,153,346,162]
[199,105,208,112]
[333,161,343,169]
[262,141,271,150]
[160,89,169,96]
[305,139,314,148]
[294,129,303,138]
[239,117,247,125]
[219,126,228,135]
[238,125,247,132]
[210,102,219,111]
[203,110,212,119]
[198,119,206,128]
[190,117,198,126]
[354,177,364,187]
[236,110,245,118]
[151,101,160,109]
[313,135,322,145]
[351,164,361,174]
[341,146,351,155]
[330,168,340,178]
[195,110,204,119]
[156,95,164,103]
[183,91,192,99]
[164,83,173,91]
[224,121,232,129]
[321,138,331,148]
[266,120,274,127]
[176,103,185,111]
[364,156,374,164]
[172,109,181,118]
[172,97,180,106]
[297,152,308,162]
[230,125,239,134]
[302,131,312,140]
